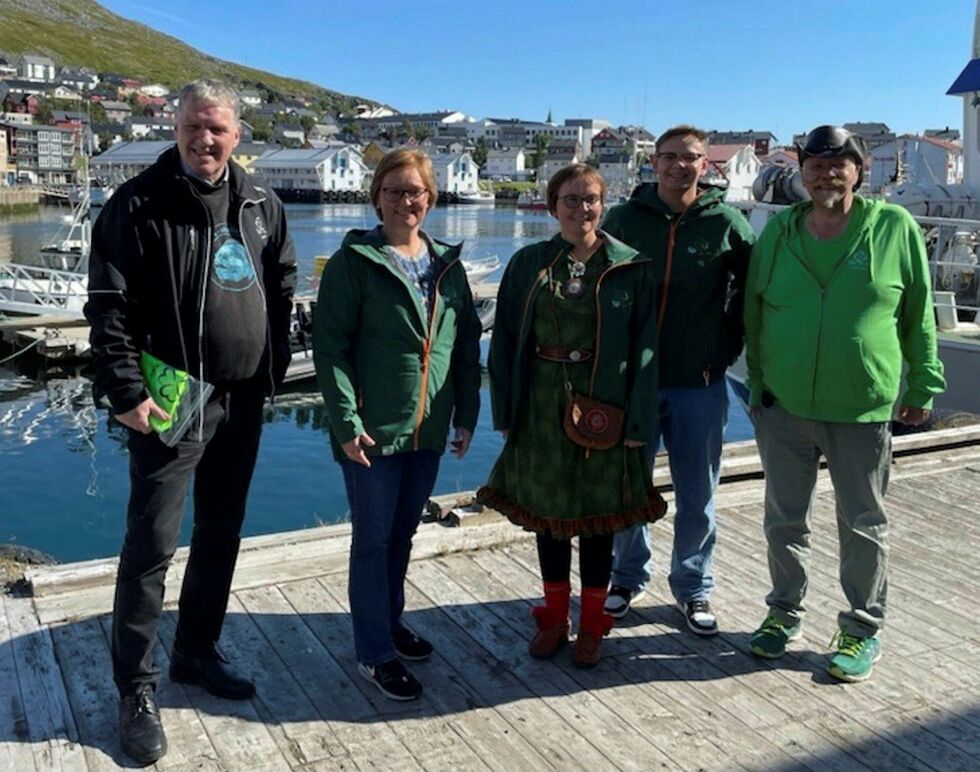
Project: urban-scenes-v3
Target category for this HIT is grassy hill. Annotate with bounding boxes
[0,0,383,113]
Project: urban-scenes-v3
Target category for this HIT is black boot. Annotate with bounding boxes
[119,684,167,765]
[169,645,255,700]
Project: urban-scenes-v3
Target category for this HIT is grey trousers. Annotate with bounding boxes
[754,402,890,638]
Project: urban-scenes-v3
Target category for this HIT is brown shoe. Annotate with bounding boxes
[529,622,569,658]
[572,630,603,668]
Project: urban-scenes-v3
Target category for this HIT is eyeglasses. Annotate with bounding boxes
[560,194,602,209]
[381,187,429,203]
[656,152,705,165]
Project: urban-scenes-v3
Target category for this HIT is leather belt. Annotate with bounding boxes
[535,345,593,363]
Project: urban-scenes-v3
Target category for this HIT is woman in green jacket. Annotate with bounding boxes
[478,164,665,667]
[313,149,482,701]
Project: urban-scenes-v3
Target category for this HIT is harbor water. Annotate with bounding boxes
[0,203,753,563]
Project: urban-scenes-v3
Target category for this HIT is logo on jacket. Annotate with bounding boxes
[253,215,268,241]
[847,250,870,271]
[610,290,632,309]
[211,224,256,292]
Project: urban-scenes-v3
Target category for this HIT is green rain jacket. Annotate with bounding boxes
[488,232,660,443]
[602,183,755,388]
[313,228,482,460]
[744,197,945,422]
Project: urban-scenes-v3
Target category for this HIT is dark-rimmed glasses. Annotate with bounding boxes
[560,194,602,209]
[381,187,429,203]
[656,152,705,165]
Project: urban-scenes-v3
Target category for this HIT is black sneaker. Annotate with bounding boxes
[604,585,645,619]
[393,627,433,661]
[358,659,423,701]
[119,684,167,765]
[678,599,719,636]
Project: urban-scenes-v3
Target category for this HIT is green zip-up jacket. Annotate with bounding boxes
[313,227,482,461]
[488,232,660,443]
[744,197,945,422]
[602,183,755,388]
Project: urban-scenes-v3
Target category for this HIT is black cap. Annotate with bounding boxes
[797,125,867,189]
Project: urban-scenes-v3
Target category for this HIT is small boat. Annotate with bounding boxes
[461,255,500,284]
[474,296,496,332]
[457,189,495,205]
[516,190,548,210]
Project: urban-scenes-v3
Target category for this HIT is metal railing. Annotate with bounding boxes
[0,262,88,317]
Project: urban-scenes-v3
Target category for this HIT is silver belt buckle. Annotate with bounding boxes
[568,350,582,362]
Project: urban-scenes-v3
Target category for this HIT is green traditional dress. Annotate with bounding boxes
[480,251,661,538]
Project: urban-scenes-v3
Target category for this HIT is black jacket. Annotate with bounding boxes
[85,147,297,414]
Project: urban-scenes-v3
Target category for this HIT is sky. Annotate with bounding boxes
[97,0,977,144]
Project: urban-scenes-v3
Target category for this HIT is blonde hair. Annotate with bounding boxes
[370,149,438,220]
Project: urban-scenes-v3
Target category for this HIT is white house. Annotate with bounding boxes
[868,134,963,192]
[427,152,479,194]
[484,147,526,179]
[51,85,82,102]
[250,146,368,192]
[127,116,175,139]
[17,55,56,82]
[701,144,761,202]
[238,89,262,108]
[536,139,582,184]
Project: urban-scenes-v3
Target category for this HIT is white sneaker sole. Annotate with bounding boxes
[677,601,719,636]
[357,663,422,701]
[604,588,646,618]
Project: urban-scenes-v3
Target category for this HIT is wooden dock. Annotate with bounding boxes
[3,428,980,770]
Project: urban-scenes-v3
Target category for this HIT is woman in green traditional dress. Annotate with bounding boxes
[478,164,665,667]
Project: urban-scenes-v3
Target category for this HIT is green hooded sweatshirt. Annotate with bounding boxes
[602,183,755,388]
[313,228,482,461]
[488,232,660,443]
[744,197,945,422]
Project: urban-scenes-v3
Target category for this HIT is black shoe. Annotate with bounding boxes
[678,599,719,636]
[393,627,433,661]
[604,585,645,619]
[169,646,256,700]
[119,684,167,766]
[358,659,423,701]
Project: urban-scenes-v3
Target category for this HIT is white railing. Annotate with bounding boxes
[0,262,88,317]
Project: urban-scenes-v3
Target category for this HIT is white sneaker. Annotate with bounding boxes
[677,599,719,636]
[604,585,645,618]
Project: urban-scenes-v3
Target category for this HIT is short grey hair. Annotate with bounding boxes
[177,78,241,122]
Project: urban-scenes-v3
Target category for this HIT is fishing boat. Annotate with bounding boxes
[516,190,548,210]
[457,189,496,205]
[461,254,501,284]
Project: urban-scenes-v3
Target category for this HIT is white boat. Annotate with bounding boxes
[457,189,495,205]
[461,255,500,284]
[516,190,548,210]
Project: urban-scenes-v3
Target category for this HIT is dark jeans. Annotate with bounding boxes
[536,531,614,588]
[341,450,441,666]
[111,381,265,695]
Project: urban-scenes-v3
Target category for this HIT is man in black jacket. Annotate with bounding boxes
[85,78,296,765]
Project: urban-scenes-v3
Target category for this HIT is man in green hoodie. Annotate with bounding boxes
[744,125,945,682]
[602,125,755,635]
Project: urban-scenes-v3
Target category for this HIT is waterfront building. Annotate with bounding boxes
[232,141,281,174]
[701,143,761,202]
[1,122,78,185]
[484,147,527,180]
[868,134,963,192]
[250,145,369,192]
[428,151,479,194]
[90,140,173,179]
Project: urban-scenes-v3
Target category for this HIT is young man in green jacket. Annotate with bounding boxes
[744,125,945,681]
[602,126,755,635]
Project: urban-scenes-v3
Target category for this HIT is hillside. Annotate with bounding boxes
[0,0,383,112]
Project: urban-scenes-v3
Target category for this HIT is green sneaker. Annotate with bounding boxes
[749,615,802,658]
[827,630,882,682]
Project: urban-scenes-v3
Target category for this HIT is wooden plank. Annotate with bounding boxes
[228,585,378,767]
[2,593,86,771]
[47,616,126,771]
[153,613,290,770]
[0,591,39,772]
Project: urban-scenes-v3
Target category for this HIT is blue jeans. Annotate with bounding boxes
[612,379,727,602]
[341,450,441,666]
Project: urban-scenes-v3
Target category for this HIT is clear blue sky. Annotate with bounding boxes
[99,0,975,144]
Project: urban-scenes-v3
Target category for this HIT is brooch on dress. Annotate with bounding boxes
[563,256,587,299]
